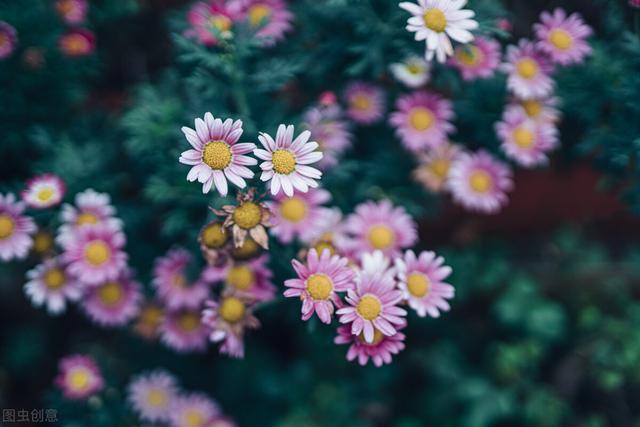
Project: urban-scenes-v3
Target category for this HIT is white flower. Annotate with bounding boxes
[389,56,431,87]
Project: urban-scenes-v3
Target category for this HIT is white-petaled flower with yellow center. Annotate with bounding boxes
[389,55,431,88]
[127,370,178,423]
[21,174,66,209]
[24,258,83,315]
[400,0,478,63]
[0,193,36,261]
[254,124,323,197]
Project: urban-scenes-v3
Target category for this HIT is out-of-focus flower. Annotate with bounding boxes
[55,354,103,400]
[496,18,512,32]
[302,106,352,169]
[32,229,55,256]
[228,0,293,46]
[214,190,271,249]
[230,236,263,260]
[390,56,431,88]
[58,29,95,57]
[413,141,463,192]
[127,370,178,423]
[0,193,36,261]
[134,301,165,340]
[0,21,17,59]
[496,108,559,167]
[534,8,592,65]
[21,174,66,209]
[631,0,640,8]
[343,81,386,124]
[335,324,406,367]
[358,251,396,285]
[202,296,260,358]
[199,220,230,265]
[160,308,209,353]
[268,188,332,244]
[153,248,210,310]
[504,97,561,124]
[55,0,88,24]
[82,271,142,327]
[186,1,235,45]
[24,258,83,315]
[304,208,344,257]
[449,36,501,80]
[58,189,122,247]
[502,40,554,100]
[203,254,275,302]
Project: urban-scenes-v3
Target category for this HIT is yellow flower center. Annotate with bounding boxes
[469,170,493,193]
[409,107,435,131]
[513,127,535,148]
[68,369,90,391]
[313,241,335,257]
[210,15,232,32]
[98,281,123,306]
[367,224,395,250]
[183,409,205,427]
[140,305,163,327]
[44,268,66,290]
[0,214,15,239]
[232,237,260,259]
[521,99,542,118]
[279,197,307,222]
[201,222,228,249]
[352,94,372,111]
[178,312,200,332]
[76,212,98,225]
[226,265,255,290]
[64,35,89,54]
[172,274,187,289]
[271,149,296,175]
[356,294,382,320]
[306,273,333,300]
[202,140,232,170]
[516,58,539,79]
[430,159,450,178]
[84,241,111,266]
[423,8,447,32]
[219,296,246,323]
[37,187,55,202]
[33,231,54,253]
[232,202,263,229]
[146,389,168,407]
[0,34,7,48]
[57,0,74,15]
[549,29,573,50]
[248,4,272,27]
[406,272,430,298]
[358,328,385,345]
[456,45,484,66]
[406,63,423,74]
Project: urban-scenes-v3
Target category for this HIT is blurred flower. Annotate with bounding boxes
[631,0,640,8]
[502,39,554,100]
[449,36,501,80]
[186,1,235,46]
[203,254,275,302]
[55,354,103,400]
[57,189,122,247]
[496,18,512,32]
[0,21,17,59]
[202,296,260,358]
[134,301,165,340]
[268,187,332,244]
[21,174,65,209]
[413,141,463,192]
[304,208,344,257]
[335,324,406,367]
[504,96,560,124]
[58,29,95,57]
[161,308,209,352]
[24,257,83,315]
[169,393,220,427]
[82,271,142,327]
[179,114,257,196]
[496,108,559,167]
[214,190,271,249]
[199,220,230,265]
[230,236,263,260]
[0,193,36,261]
[32,229,55,256]
[390,56,431,88]
[55,0,88,24]
[318,91,337,106]
[22,47,45,68]
[534,8,592,66]
[343,81,386,124]
[359,251,396,285]
[229,0,293,46]
[153,248,210,310]
[127,370,178,423]
[302,106,352,169]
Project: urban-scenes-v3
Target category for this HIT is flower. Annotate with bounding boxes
[55,354,104,400]
[82,271,142,327]
[335,324,406,367]
[127,370,178,423]
[534,8,592,66]
[336,273,407,344]
[203,254,275,302]
[21,174,66,209]
[343,81,386,124]
[449,36,501,80]
[0,21,17,59]
[0,193,36,261]
[160,308,209,352]
[169,393,220,427]
[284,248,355,324]
[230,236,263,260]
[399,0,478,62]
[179,113,257,196]
[339,200,417,258]
[186,1,235,46]
[24,258,83,315]
[504,96,561,124]
[214,190,271,249]
[57,189,122,247]
[268,188,333,244]
[134,301,165,340]
[389,90,455,153]
[496,108,559,167]
[395,250,454,318]
[413,141,463,192]
[631,0,640,8]
[304,208,345,257]
[389,55,431,88]
[448,150,513,213]
[32,229,55,256]
[199,220,230,265]
[58,29,95,57]
[62,224,128,286]
[55,0,88,24]
[302,106,352,169]
[228,0,293,46]
[502,40,554,100]
[255,124,323,197]
[153,248,211,310]
[209,416,238,427]
[202,296,260,358]
[358,251,396,285]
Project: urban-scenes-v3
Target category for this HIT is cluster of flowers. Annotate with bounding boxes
[54,354,235,427]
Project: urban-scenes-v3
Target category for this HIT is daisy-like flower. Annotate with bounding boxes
[255,124,323,197]
[302,106,352,169]
[339,200,418,258]
[55,0,88,24]
[534,8,592,66]
[343,81,386,125]
[399,0,478,63]
[82,271,142,327]
[62,224,128,286]
[389,55,431,88]
[228,0,293,46]
[504,96,560,124]
[0,193,36,261]
[32,229,55,256]
[160,308,209,353]
[359,251,396,285]
[55,354,104,400]
[0,21,17,60]
[448,150,513,213]
[152,248,211,310]
[449,36,501,80]
[186,1,235,46]
[496,108,559,167]
[389,90,455,153]
[24,258,83,315]
[502,40,554,100]
[202,296,260,358]
[395,250,454,318]
[133,301,165,340]
[413,141,463,192]
[127,370,178,423]
[169,393,220,427]
[214,189,271,249]
[283,248,355,324]
[203,255,275,302]
[21,174,66,209]
[268,188,332,244]
[199,220,230,265]
[58,189,122,247]
[179,113,257,196]
[335,324,406,367]
[336,274,407,344]
[58,28,95,57]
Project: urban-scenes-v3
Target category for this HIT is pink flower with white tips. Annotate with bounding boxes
[534,8,592,66]
[21,174,66,209]
[268,187,333,244]
[127,370,178,423]
[449,36,501,80]
[160,308,209,353]
[0,193,36,261]
[55,354,104,400]
[24,257,83,315]
[502,40,554,100]
[343,81,386,124]
[169,393,220,427]
[81,270,142,327]
[228,0,293,46]
[504,97,561,124]
[186,1,235,46]
[57,189,122,247]
[302,106,352,169]
[335,324,406,367]
[202,296,260,358]
[152,248,211,310]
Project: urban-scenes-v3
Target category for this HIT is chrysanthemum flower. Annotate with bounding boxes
[82,271,142,327]
[0,193,36,261]
[55,354,104,400]
[496,109,559,167]
[399,0,478,62]
[0,21,17,59]
[202,296,260,358]
[449,36,501,80]
[202,254,275,302]
[255,124,323,197]
[343,81,386,124]
[336,274,407,344]
[395,250,454,318]
[335,324,406,367]
[24,258,83,315]
[339,200,417,258]
[228,0,293,46]
[57,188,122,246]
[58,29,95,57]
[534,8,592,66]
[133,301,165,340]
[268,188,333,244]
[160,308,209,353]
[413,141,463,192]
[504,96,560,124]
[390,56,431,88]
[169,393,220,427]
[358,251,396,285]
[152,248,211,310]
[198,220,230,265]
[390,90,455,153]
[55,0,88,24]
[179,113,257,196]
[127,370,178,423]
[21,174,65,209]
[284,248,355,324]
[214,190,271,249]
[32,229,55,256]
[448,150,513,213]
[502,40,554,100]
[186,1,235,46]
[302,106,352,169]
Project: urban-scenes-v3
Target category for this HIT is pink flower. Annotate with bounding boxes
[449,36,501,80]
[389,90,455,153]
[631,0,640,8]
[413,141,464,192]
[502,40,554,100]
[534,8,592,66]
[82,270,142,327]
[0,193,36,261]
[504,96,561,124]
[335,324,406,367]
[127,370,178,423]
[24,257,83,315]
[160,308,210,353]
[283,248,355,324]
[0,21,17,59]
[496,108,559,167]
[268,188,333,244]
[202,254,275,302]
[228,0,293,46]
[58,29,95,57]
[202,296,260,358]
[21,174,66,209]
[186,1,235,46]
[169,393,220,427]
[55,0,88,24]
[55,354,104,400]
[153,248,211,310]
[302,106,352,169]
[343,81,386,124]
[57,189,122,247]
